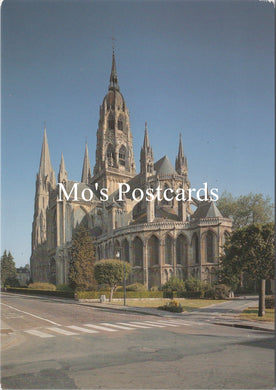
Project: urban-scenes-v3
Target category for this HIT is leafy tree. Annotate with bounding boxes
[1,251,17,287]
[94,259,131,301]
[68,224,96,291]
[217,192,274,230]
[219,223,274,316]
[162,276,185,293]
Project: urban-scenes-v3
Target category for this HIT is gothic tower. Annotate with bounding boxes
[140,122,154,177]
[175,133,188,178]
[92,48,136,194]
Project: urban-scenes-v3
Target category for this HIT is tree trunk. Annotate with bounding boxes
[258,279,266,317]
[109,286,115,302]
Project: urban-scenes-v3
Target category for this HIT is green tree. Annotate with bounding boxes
[162,277,185,294]
[219,223,274,316]
[1,251,18,287]
[94,259,131,301]
[217,192,274,230]
[68,225,96,291]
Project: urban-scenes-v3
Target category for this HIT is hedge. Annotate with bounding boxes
[6,287,74,298]
[265,295,275,309]
[77,290,163,299]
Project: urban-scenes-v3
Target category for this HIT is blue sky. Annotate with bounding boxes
[1,0,274,267]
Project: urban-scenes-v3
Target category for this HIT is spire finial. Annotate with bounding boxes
[81,141,92,184]
[109,40,119,91]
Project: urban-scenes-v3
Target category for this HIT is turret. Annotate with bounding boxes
[58,153,68,183]
[81,142,92,184]
[140,122,154,176]
[175,133,188,176]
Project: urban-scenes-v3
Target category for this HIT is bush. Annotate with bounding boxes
[162,277,186,294]
[56,284,73,292]
[265,295,275,309]
[150,286,159,292]
[205,284,231,299]
[185,278,209,298]
[6,287,74,298]
[28,282,56,291]
[5,277,20,287]
[158,299,184,313]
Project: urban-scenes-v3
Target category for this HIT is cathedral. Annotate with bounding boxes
[30,50,232,289]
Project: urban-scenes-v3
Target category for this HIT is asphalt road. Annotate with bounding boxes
[1,293,274,389]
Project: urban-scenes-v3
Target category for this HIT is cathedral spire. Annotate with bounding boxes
[38,127,55,186]
[178,133,184,160]
[175,133,187,176]
[81,142,92,184]
[140,122,154,175]
[58,153,68,183]
[143,122,150,149]
[109,46,119,91]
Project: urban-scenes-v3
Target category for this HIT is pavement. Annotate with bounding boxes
[77,295,275,332]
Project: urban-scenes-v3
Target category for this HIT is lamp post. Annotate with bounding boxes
[115,246,126,306]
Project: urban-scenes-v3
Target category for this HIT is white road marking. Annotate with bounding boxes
[118,322,153,329]
[47,327,78,336]
[100,323,134,330]
[130,321,165,328]
[144,320,178,327]
[67,325,98,333]
[83,324,118,332]
[1,303,61,326]
[25,329,54,338]
[161,320,190,326]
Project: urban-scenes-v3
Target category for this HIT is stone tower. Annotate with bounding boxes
[140,122,155,177]
[92,48,136,194]
[175,133,188,178]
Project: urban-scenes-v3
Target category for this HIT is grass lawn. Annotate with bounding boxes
[109,298,226,311]
[239,306,275,322]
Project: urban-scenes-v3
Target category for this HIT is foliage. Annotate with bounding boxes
[265,296,275,309]
[205,284,231,299]
[69,224,96,291]
[162,277,186,293]
[94,259,131,301]
[76,290,163,299]
[184,278,211,298]
[217,192,274,230]
[1,250,17,287]
[6,287,74,298]
[158,299,184,313]
[28,282,56,290]
[125,282,146,291]
[56,284,73,292]
[5,277,20,287]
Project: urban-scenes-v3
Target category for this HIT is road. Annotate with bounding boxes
[1,293,274,389]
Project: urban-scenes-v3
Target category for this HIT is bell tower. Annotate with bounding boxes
[92,48,136,194]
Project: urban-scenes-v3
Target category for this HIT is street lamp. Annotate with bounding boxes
[115,246,126,306]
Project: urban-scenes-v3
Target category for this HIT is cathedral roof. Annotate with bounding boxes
[192,201,223,219]
[154,155,177,176]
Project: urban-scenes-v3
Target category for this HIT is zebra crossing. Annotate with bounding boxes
[23,319,192,339]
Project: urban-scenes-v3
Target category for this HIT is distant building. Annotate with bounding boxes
[16,265,30,286]
[30,49,232,288]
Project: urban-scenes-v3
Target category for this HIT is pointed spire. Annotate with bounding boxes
[178,133,184,160]
[109,46,119,91]
[38,127,54,178]
[81,142,92,184]
[58,153,68,183]
[143,122,150,149]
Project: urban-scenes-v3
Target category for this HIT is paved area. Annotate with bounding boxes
[1,292,274,389]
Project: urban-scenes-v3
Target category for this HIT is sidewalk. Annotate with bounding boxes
[77,299,275,332]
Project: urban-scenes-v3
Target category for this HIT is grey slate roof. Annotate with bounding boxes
[154,155,177,176]
[192,201,223,219]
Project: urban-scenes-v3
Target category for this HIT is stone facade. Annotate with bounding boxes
[30,50,232,289]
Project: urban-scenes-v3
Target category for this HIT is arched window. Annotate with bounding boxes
[106,144,115,167]
[108,114,115,130]
[119,146,126,166]
[165,234,173,265]
[104,243,108,258]
[148,235,159,266]
[122,239,130,263]
[206,231,214,263]
[133,237,143,266]
[192,233,199,264]
[114,240,120,258]
[176,234,188,266]
[117,120,123,131]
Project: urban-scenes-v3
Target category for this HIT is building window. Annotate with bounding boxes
[106,145,115,167]
[165,235,173,265]
[192,233,199,264]
[119,146,126,166]
[133,237,143,266]
[122,239,130,262]
[176,234,188,266]
[118,120,123,131]
[148,235,159,266]
[206,231,214,263]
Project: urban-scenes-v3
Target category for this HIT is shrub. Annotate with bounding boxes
[184,278,208,298]
[158,299,184,313]
[162,277,186,294]
[205,284,231,299]
[265,295,275,309]
[28,282,56,291]
[150,286,159,292]
[56,284,73,292]
[5,277,20,287]
[126,283,146,291]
